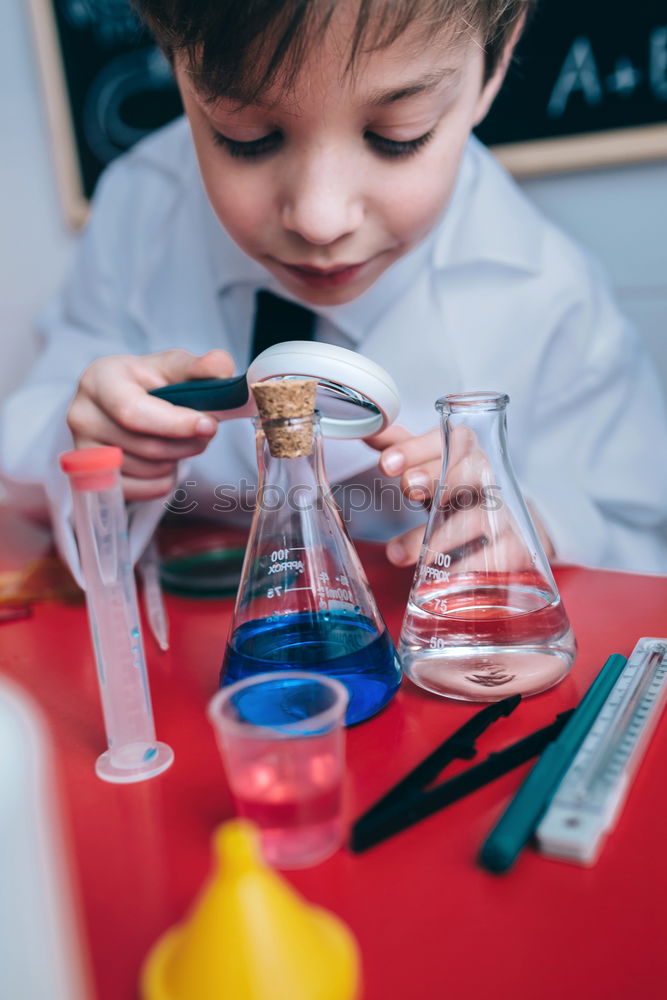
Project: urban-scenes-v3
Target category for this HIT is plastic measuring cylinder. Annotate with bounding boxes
[60,447,174,783]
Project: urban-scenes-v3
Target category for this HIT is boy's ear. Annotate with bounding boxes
[473,13,527,127]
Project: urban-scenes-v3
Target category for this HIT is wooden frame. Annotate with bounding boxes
[494,122,667,177]
[27,0,667,228]
[28,0,89,229]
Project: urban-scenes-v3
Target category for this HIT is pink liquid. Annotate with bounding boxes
[232,752,343,868]
[400,579,576,700]
[417,593,571,645]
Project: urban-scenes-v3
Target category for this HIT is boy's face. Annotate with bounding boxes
[176,9,510,307]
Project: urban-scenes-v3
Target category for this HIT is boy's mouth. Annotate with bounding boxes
[277,260,368,289]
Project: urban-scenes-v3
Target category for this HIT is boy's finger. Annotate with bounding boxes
[386,523,427,567]
[74,430,182,479]
[73,418,216,456]
[400,459,441,501]
[119,454,179,480]
[362,424,413,452]
[398,447,495,504]
[97,381,219,439]
[377,427,441,478]
[442,450,492,490]
[121,473,178,503]
[388,520,500,571]
[447,531,533,574]
[72,405,215,459]
[143,348,236,388]
[428,506,493,556]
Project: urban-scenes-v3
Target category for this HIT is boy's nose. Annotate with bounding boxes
[280,158,364,246]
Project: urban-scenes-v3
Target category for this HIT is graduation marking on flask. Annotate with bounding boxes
[420,547,452,592]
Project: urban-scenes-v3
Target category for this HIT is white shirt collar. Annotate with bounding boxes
[432,136,543,275]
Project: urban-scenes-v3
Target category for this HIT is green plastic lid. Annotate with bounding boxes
[159,547,246,599]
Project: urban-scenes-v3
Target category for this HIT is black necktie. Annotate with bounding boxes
[250,290,316,363]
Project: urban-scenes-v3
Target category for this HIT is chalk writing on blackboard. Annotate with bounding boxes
[547,28,667,118]
[477,0,667,171]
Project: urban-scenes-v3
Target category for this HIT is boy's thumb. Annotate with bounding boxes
[151,348,236,385]
[187,350,236,381]
[362,424,412,452]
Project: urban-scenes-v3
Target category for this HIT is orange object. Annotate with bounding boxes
[0,556,82,606]
[59,447,123,491]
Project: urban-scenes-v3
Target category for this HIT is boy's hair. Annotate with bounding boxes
[132,0,535,104]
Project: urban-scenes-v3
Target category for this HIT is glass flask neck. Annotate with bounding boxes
[432,388,558,595]
[436,392,509,457]
[254,412,329,492]
[437,392,509,414]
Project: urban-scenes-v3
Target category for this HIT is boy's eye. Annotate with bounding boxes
[365,129,435,159]
[210,126,435,160]
[212,130,282,159]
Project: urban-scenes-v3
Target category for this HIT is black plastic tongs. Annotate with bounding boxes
[350,695,574,852]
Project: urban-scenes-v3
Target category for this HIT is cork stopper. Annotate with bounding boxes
[251,379,317,457]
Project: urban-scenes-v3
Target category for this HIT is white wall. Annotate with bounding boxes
[1,0,76,402]
[1,0,666,403]
[519,162,667,391]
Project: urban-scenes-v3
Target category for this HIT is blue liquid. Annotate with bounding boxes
[221,611,401,725]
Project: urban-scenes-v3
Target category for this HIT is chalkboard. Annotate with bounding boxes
[29,0,182,226]
[29,0,667,228]
[477,0,667,174]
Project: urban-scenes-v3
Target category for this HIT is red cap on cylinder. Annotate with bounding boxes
[59,447,123,491]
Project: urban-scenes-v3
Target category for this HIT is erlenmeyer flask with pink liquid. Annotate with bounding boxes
[398,392,576,701]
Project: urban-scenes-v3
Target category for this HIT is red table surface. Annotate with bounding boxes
[2,530,667,1000]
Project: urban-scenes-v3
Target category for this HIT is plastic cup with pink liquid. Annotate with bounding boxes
[208,671,348,868]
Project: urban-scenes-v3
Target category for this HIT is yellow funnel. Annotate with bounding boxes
[141,820,360,1000]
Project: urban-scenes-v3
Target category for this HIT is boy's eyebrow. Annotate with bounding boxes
[366,68,460,106]
[202,68,460,115]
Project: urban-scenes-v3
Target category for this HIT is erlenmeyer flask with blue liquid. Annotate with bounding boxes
[220,379,401,725]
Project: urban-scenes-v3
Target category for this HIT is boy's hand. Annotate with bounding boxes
[67,349,234,501]
[364,424,555,567]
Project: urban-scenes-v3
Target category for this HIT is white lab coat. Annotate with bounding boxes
[2,117,666,579]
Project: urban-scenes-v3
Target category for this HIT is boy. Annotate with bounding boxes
[2,0,666,576]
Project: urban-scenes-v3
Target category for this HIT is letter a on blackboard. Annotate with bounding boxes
[548,38,603,118]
